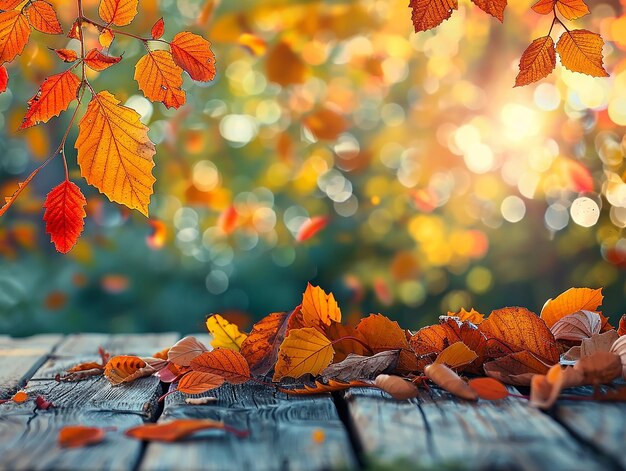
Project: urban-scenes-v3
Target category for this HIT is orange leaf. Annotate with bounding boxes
[531,0,555,14]
[43,180,87,254]
[0,0,22,9]
[471,0,507,21]
[530,364,567,409]
[99,28,114,47]
[280,379,371,396]
[266,41,307,86]
[480,307,559,364]
[434,342,478,369]
[54,48,78,62]
[167,336,208,367]
[104,355,155,385]
[556,30,608,78]
[238,33,267,57]
[303,107,348,141]
[356,313,418,373]
[424,364,477,400]
[0,11,30,64]
[273,327,335,381]
[240,311,289,375]
[409,0,457,33]
[98,0,138,26]
[483,350,550,386]
[11,390,28,403]
[20,70,80,129]
[67,19,81,40]
[301,283,341,330]
[296,216,328,243]
[514,36,556,87]
[134,50,185,109]
[126,419,247,441]
[467,377,509,400]
[170,31,215,82]
[375,374,420,400]
[76,90,156,216]
[618,314,626,336]
[551,310,601,342]
[151,17,164,40]
[177,370,224,394]
[84,48,122,71]
[447,308,484,325]
[59,426,106,448]
[557,0,590,19]
[540,287,604,328]
[326,322,369,362]
[189,349,250,384]
[26,1,62,35]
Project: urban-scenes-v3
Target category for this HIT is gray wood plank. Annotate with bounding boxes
[345,387,612,471]
[55,333,179,357]
[139,383,357,471]
[0,335,63,399]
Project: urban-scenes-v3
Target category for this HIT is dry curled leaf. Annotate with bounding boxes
[375,374,420,400]
[167,336,209,367]
[618,315,626,337]
[434,342,478,369]
[609,335,626,379]
[467,377,509,400]
[322,351,399,382]
[177,371,224,394]
[447,308,484,325]
[574,351,622,385]
[483,350,550,386]
[59,426,106,448]
[104,355,157,385]
[206,314,248,351]
[357,314,418,373]
[424,364,477,400]
[240,311,289,376]
[273,327,335,381]
[280,379,371,396]
[551,310,602,342]
[84,49,122,71]
[189,349,251,384]
[540,287,603,328]
[125,419,248,441]
[530,364,566,410]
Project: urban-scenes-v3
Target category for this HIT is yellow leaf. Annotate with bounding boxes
[301,283,341,329]
[273,327,335,381]
[515,36,556,87]
[556,30,608,78]
[75,91,156,216]
[540,287,604,328]
[434,341,478,369]
[206,314,247,351]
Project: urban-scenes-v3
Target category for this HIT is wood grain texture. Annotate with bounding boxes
[345,386,610,470]
[0,334,62,398]
[55,333,179,357]
[139,383,356,471]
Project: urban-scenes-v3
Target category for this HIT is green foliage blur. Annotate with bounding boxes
[1,0,626,336]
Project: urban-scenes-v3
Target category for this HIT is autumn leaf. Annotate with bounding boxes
[206,314,248,351]
[563,330,620,361]
[84,49,122,71]
[280,379,371,396]
[550,310,601,342]
[104,355,157,385]
[11,390,28,403]
[322,351,399,382]
[532,0,590,19]
[135,50,185,109]
[218,205,238,234]
[574,351,622,385]
[126,419,248,441]
[357,313,418,373]
[189,349,251,384]
[167,336,208,367]
[530,364,568,409]
[483,350,550,386]
[170,31,215,82]
[239,33,267,57]
[240,311,289,375]
[20,70,80,129]
[619,315,626,336]
[303,107,348,141]
[375,374,420,400]
[59,426,106,448]
[296,216,329,243]
[0,65,7,93]
[26,1,63,35]
[99,0,139,26]
[409,0,457,33]
[273,327,335,381]
[177,370,224,394]
[35,395,54,410]
[556,30,608,77]
[447,308,484,325]
[301,283,341,330]
[540,287,604,328]
[0,0,22,9]
[151,17,164,40]
[610,336,626,379]
[266,41,307,86]
[75,90,156,216]
[0,11,30,64]
[424,364,478,400]
[43,180,87,254]
[434,342,478,369]
[99,28,114,47]
[467,377,509,400]
[326,322,369,362]
[54,49,78,62]
[514,36,556,87]
[480,306,559,364]
[471,0,507,22]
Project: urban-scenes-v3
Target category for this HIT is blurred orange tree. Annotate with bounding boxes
[1,0,626,335]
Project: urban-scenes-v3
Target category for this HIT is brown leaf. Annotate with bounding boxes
[104,355,159,385]
[609,335,626,379]
[167,336,209,367]
[326,322,369,362]
[266,41,307,86]
[574,351,622,385]
[375,374,420,400]
[618,315,626,336]
[240,311,290,376]
[483,350,550,386]
[467,377,509,400]
[303,107,348,141]
[125,419,248,441]
[177,371,224,394]
[279,379,371,396]
[59,426,106,448]
[530,364,566,409]
[551,310,602,342]
[471,0,507,21]
[514,36,556,87]
[189,349,250,384]
[581,330,619,358]
[409,0,457,33]
[424,364,477,400]
[357,314,418,373]
[434,342,478,369]
[322,351,399,382]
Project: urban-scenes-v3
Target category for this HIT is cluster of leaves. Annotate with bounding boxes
[56,284,626,408]
[409,0,609,86]
[0,0,215,252]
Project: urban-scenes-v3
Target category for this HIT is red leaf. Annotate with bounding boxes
[151,17,164,40]
[170,31,216,82]
[43,180,87,254]
[0,11,31,64]
[0,65,7,93]
[84,48,122,71]
[296,216,329,242]
[26,1,63,35]
[53,48,78,62]
[35,395,54,409]
[59,426,106,448]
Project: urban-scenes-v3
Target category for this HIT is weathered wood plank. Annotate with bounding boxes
[345,387,611,470]
[139,383,357,471]
[0,335,62,399]
[55,333,179,357]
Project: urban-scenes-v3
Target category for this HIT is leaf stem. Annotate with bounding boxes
[81,16,169,45]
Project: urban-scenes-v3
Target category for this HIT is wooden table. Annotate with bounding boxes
[1,333,624,470]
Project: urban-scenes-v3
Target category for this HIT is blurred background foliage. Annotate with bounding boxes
[1,0,626,336]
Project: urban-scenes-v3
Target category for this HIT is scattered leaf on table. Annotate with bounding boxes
[530,364,566,409]
[104,355,156,385]
[11,390,27,403]
[551,310,601,342]
[411,318,486,357]
[273,327,335,381]
[206,314,247,351]
[467,377,509,400]
[296,216,329,243]
[580,330,619,358]
[322,351,399,382]
[556,30,608,77]
[59,425,106,448]
[177,371,224,394]
[167,336,208,367]
[434,342,478,369]
[483,350,550,386]
[43,180,87,254]
[240,311,289,375]
[375,374,420,400]
[573,351,622,385]
[301,283,341,330]
[326,322,369,362]
[189,349,250,384]
[540,287,603,328]
[280,379,371,395]
[125,419,248,441]
[424,364,477,400]
[21,70,81,129]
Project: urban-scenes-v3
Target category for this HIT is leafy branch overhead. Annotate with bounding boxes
[409,0,609,86]
[0,0,216,253]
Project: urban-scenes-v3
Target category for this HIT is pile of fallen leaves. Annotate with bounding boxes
[58,284,625,412]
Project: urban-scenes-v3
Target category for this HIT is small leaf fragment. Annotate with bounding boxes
[59,426,106,448]
[467,377,509,400]
[151,17,164,39]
